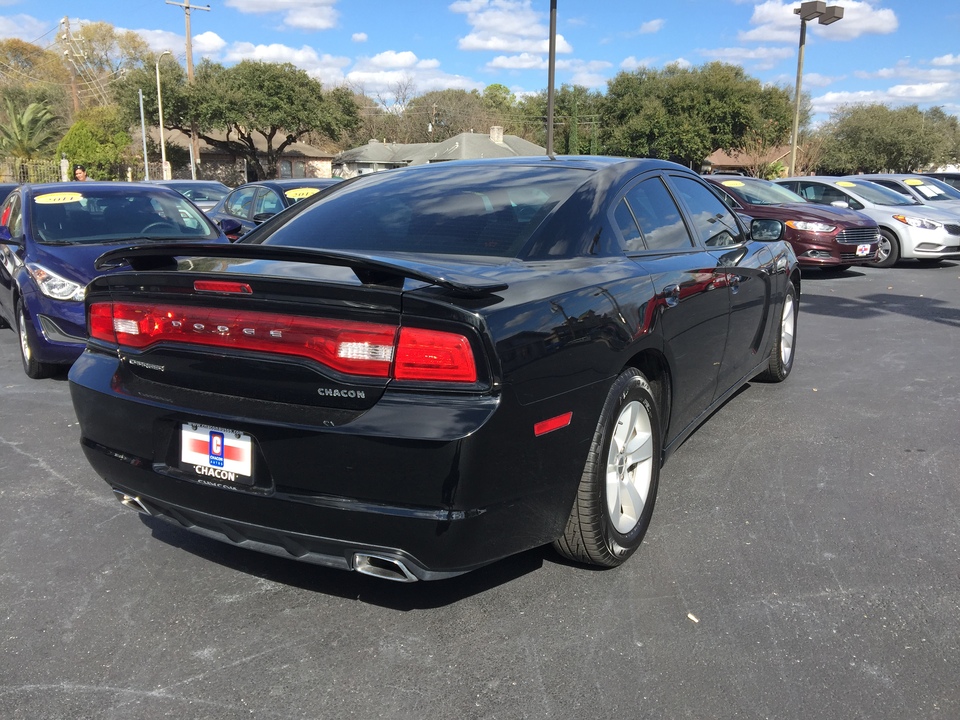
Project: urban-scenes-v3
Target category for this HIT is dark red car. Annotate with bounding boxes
[705,175,880,272]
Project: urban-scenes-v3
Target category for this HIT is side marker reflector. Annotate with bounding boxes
[534,412,573,437]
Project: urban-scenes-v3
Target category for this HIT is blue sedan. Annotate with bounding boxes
[0,182,229,378]
[207,178,344,239]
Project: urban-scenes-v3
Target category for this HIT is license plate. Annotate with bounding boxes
[180,423,253,485]
[856,244,872,257]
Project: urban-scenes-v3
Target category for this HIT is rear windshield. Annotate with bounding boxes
[252,164,592,258]
[29,187,219,244]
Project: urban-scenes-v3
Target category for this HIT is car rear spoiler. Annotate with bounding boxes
[95,243,509,297]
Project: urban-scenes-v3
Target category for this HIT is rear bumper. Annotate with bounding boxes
[69,351,595,578]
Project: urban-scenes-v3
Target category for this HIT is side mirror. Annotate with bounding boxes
[252,212,276,224]
[750,218,783,242]
[218,217,244,241]
[0,225,21,246]
[830,200,849,209]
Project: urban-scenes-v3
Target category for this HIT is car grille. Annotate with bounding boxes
[944,224,960,236]
[836,227,880,244]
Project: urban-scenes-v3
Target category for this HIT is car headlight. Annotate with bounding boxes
[786,220,837,233]
[893,214,943,231]
[26,263,85,301]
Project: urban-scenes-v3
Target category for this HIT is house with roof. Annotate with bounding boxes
[702,146,791,177]
[144,129,337,185]
[333,127,545,178]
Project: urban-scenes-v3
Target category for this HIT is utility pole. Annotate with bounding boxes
[167,0,210,179]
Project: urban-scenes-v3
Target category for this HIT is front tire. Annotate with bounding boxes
[869,229,900,268]
[756,281,797,383]
[17,300,56,379]
[554,369,661,568]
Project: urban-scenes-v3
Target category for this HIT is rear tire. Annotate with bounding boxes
[554,369,661,568]
[756,282,797,383]
[869,229,900,268]
[17,300,56,379]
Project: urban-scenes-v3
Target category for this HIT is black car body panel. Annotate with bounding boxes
[69,156,800,580]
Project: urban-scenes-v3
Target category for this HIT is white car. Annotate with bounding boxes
[777,176,960,267]
[856,174,960,215]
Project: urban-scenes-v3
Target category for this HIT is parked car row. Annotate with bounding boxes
[704,176,880,272]
[777,176,960,267]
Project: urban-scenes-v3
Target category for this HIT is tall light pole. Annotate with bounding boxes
[167,0,211,179]
[155,50,172,180]
[788,1,844,176]
[545,0,557,158]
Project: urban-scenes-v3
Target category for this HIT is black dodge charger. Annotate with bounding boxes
[69,156,800,582]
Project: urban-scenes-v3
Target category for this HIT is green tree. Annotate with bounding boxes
[407,88,487,142]
[600,62,792,169]
[113,59,358,179]
[0,99,60,159]
[0,39,72,121]
[56,105,131,180]
[819,104,959,174]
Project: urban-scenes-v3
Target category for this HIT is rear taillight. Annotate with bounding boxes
[88,301,478,383]
[395,327,477,382]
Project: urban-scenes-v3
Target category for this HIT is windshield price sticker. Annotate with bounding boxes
[35,192,84,205]
[284,187,321,200]
[181,423,253,483]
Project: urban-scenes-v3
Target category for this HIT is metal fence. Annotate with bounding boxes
[0,158,64,183]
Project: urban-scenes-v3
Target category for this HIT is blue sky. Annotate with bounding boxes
[4,0,959,123]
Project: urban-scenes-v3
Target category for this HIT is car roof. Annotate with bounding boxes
[21,181,184,197]
[150,179,229,187]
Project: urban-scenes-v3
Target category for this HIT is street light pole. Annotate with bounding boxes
[155,50,173,180]
[788,1,844,177]
[546,0,557,158]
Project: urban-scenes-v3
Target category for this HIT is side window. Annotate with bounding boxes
[620,177,693,252]
[613,199,644,252]
[254,189,283,216]
[2,195,22,237]
[670,176,744,248]
[225,187,257,218]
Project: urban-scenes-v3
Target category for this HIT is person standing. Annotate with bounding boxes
[73,164,91,181]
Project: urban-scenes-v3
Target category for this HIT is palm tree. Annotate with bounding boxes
[0,99,60,180]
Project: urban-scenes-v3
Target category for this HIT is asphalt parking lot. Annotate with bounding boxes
[1,260,959,720]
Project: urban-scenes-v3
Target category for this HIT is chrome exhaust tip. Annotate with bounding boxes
[352,553,418,582]
[114,490,150,515]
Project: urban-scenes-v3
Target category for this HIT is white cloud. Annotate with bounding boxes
[813,83,957,115]
[452,0,573,54]
[639,19,665,34]
[801,72,843,88]
[0,14,49,39]
[932,54,960,67]
[193,32,227,55]
[738,0,897,44]
[224,0,339,31]
[620,56,657,71]
[223,41,351,86]
[352,32,367,43]
[488,53,546,70]
[699,45,794,70]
